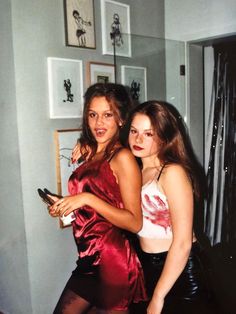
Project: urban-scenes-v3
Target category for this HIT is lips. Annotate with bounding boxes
[95,128,106,137]
[132,145,144,151]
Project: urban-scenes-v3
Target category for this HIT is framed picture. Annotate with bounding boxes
[88,62,115,85]
[64,0,96,49]
[54,129,82,196]
[47,57,83,119]
[100,0,131,57]
[121,65,147,103]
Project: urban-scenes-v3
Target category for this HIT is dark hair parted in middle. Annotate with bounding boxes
[80,82,133,161]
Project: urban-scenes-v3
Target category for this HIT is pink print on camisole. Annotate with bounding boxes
[138,178,172,239]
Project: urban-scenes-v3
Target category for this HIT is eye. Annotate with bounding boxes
[88,112,96,118]
[130,129,137,134]
[104,112,113,118]
[145,132,154,137]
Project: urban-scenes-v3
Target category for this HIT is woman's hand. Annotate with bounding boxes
[147,295,164,314]
[48,194,87,217]
[46,195,60,217]
[71,143,81,163]
[71,143,92,163]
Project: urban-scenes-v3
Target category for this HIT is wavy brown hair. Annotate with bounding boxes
[79,83,133,161]
[126,100,206,200]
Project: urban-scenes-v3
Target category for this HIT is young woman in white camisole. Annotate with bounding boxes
[128,101,218,314]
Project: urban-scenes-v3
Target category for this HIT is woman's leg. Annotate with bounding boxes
[53,288,92,314]
[97,310,129,314]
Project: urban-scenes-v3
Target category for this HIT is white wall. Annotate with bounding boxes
[165,40,186,119]
[0,1,32,313]
[204,46,214,169]
[165,0,236,41]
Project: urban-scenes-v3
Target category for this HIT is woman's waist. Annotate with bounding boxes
[73,220,128,250]
[137,217,172,240]
[139,237,172,253]
[139,236,198,254]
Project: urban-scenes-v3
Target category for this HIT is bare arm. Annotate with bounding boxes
[50,148,142,233]
[147,164,194,314]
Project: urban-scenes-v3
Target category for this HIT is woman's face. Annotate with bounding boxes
[88,96,121,150]
[128,113,159,159]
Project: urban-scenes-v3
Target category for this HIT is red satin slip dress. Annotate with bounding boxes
[66,155,147,311]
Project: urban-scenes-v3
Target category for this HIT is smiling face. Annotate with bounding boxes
[128,113,160,159]
[88,96,121,151]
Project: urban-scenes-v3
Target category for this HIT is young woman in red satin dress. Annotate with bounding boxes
[48,83,147,314]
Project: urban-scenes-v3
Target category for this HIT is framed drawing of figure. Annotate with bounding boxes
[47,57,84,119]
[64,0,96,49]
[121,65,147,103]
[101,0,131,57]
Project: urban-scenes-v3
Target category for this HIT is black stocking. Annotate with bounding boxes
[53,287,129,314]
[97,310,129,314]
[53,288,92,314]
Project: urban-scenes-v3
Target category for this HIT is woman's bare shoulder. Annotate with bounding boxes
[164,163,186,175]
[112,147,136,164]
[160,163,192,198]
[161,164,190,186]
[110,147,139,176]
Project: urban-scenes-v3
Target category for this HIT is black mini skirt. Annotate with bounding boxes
[137,242,218,314]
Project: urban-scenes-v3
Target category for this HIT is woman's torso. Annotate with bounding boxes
[138,165,196,253]
[68,157,124,258]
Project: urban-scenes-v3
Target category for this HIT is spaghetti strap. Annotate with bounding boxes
[157,164,166,181]
[107,147,123,162]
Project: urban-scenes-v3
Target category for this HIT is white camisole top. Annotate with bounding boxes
[138,168,172,239]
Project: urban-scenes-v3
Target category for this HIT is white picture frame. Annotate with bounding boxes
[88,62,115,85]
[121,65,147,103]
[54,129,82,196]
[47,57,83,119]
[100,0,131,57]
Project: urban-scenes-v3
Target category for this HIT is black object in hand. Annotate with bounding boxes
[43,188,63,199]
[37,188,55,206]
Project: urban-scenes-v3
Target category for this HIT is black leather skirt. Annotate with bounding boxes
[136,242,219,314]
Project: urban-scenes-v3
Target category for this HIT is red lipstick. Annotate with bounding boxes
[133,145,143,151]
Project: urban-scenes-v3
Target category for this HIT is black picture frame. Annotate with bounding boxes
[64,0,96,49]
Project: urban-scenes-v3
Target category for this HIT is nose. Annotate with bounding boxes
[96,114,104,125]
[135,133,143,144]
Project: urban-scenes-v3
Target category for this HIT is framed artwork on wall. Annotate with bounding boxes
[47,57,83,119]
[88,62,115,85]
[54,128,82,196]
[64,0,96,49]
[121,65,147,103]
[100,0,131,57]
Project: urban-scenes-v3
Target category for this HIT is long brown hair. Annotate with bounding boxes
[79,83,133,161]
[126,100,206,200]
